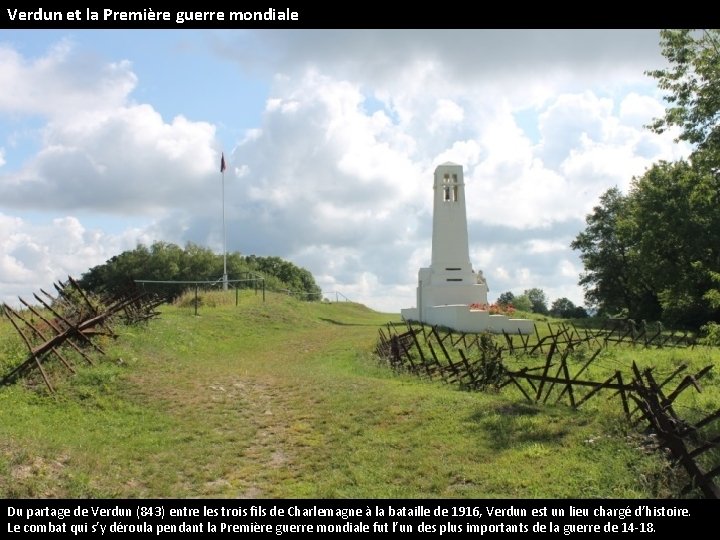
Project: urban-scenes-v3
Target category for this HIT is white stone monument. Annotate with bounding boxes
[401,162,534,334]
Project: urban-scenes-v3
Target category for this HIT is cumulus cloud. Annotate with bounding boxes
[429,99,465,133]
[536,92,613,169]
[0,39,221,214]
[0,39,135,117]
[2,108,219,214]
[619,92,666,127]
[229,70,425,250]
[0,212,153,306]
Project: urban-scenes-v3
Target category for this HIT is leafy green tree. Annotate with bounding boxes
[496,291,515,306]
[629,160,720,326]
[524,288,549,315]
[571,29,720,328]
[647,29,720,155]
[550,297,576,318]
[549,298,588,319]
[79,242,322,301]
[570,188,648,317]
[643,29,720,325]
[243,255,322,299]
[512,294,532,313]
[572,163,720,326]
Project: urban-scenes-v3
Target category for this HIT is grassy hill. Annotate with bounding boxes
[0,290,706,498]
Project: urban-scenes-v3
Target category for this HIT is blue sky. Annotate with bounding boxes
[0,30,691,311]
[0,30,268,164]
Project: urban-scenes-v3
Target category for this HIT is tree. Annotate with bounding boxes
[512,294,532,313]
[572,163,720,327]
[243,255,322,299]
[524,288,549,315]
[550,297,576,318]
[647,29,720,154]
[644,28,720,325]
[549,298,588,319]
[629,160,720,326]
[79,243,322,301]
[571,29,720,328]
[570,187,649,317]
[496,291,515,306]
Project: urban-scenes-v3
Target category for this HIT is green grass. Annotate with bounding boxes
[0,290,715,498]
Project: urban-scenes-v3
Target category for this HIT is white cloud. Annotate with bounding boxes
[536,91,614,169]
[1,105,220,214]
[429,98,464,132]
[0,212,154,306]
[0,39,135,118]
[0,41,221,214]
[494,266,510,281]
[619,92,665,127]
[527,239,568,254]
[559,259,579,278]
[231,70,425,241]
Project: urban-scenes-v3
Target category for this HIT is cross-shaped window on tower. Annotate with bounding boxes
[443,173,458,202]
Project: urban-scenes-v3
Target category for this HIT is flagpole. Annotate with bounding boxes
[221,153,228,291]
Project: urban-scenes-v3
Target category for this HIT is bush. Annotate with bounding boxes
[699,321,720,346]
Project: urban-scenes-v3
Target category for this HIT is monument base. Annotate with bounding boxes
[401,304,534,335]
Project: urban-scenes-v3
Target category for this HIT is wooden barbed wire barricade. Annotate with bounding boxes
[628,362,720,499]
[375,320,718,498]
[1,277,163,393]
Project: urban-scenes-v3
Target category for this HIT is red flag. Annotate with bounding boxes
[220,152,227,173]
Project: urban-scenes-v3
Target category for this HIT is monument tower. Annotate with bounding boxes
[432,163,471,271]
[401,163,533,334]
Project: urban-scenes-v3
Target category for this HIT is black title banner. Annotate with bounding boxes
[1,499,712,536]
[1,6,672,29]
[3,7,303,27]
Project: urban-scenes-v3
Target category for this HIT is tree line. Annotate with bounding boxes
[572,30,720,329]
[78,241,322,301]
[496,288,588,319]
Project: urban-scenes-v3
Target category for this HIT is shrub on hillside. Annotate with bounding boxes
[700,321,720,346]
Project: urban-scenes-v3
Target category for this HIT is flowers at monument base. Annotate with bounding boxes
[468,303,516,316]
